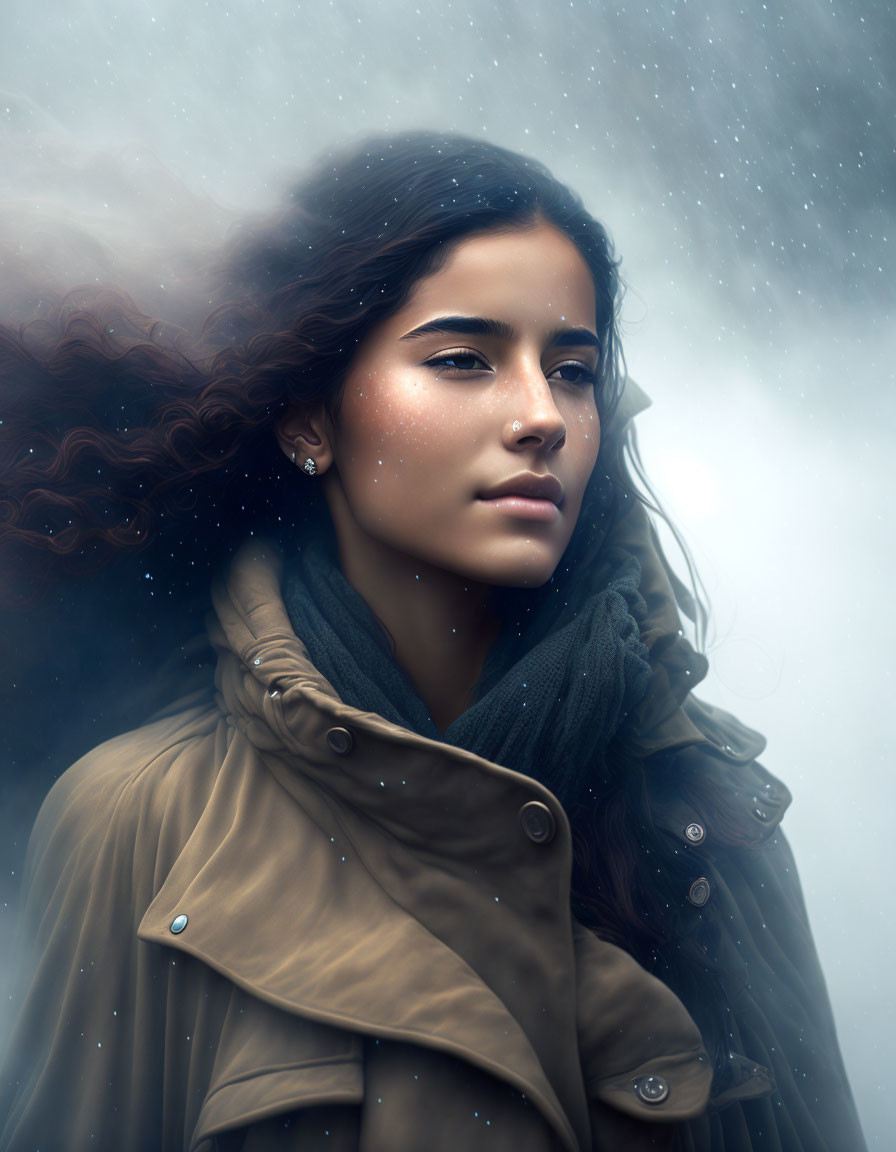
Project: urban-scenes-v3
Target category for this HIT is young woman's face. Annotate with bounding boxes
[321,220,602,588]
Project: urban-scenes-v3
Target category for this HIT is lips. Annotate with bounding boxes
[478,472,565,506]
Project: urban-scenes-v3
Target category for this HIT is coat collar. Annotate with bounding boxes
[615,375,653,428]
[138,540,711,1148]
[141,544,588,1150]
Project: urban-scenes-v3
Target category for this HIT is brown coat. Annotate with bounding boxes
[0,530,713,1152]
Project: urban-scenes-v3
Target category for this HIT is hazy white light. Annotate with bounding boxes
[650,449,721,522]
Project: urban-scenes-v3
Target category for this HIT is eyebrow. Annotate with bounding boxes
[398,315,601,351]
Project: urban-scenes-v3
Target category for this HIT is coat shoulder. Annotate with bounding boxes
[27,698,221,876]
[0,697,232,1152]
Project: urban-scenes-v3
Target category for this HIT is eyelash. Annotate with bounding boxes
[423,349,598,388]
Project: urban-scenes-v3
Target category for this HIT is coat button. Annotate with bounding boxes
[170,913,188,934]
[519,801,556,844]
[684,821,706,845]
[761,782,781,805]
[688,877,711,907]
[633,1075,669,1104]
[326,727,354,755]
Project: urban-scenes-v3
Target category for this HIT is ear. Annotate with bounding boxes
[275,405,335,475]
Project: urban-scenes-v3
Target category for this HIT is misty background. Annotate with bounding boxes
[0,0,892,1144]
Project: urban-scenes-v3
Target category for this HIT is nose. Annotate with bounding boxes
[504,366,567,453]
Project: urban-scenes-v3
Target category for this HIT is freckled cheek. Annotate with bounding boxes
[575,409,601,449]
[355,388,479,467]
[354,415,449,475]
[339,409,461,496]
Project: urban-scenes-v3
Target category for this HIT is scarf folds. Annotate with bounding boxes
[283,534,653,810]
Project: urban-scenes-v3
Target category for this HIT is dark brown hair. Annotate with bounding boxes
[0,130,705,631]
[0,128,726,1069]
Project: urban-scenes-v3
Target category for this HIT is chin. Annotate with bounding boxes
[459,545,564,590]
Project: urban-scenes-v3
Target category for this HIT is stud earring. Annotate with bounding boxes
[302,457,317,476]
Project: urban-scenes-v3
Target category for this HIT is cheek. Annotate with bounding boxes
[335,381,468,510]
[341,376,481,469]
[571,405,601,462]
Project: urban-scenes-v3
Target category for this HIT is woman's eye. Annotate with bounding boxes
[551,361,597,387]
[424,351,489,373]
[424,352,595,386]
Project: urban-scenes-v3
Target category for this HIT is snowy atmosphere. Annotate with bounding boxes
[0,0,893,1144]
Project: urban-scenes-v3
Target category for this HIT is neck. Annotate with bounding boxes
[330,528,501,734]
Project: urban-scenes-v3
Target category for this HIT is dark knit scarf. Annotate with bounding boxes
[283,521,652,810]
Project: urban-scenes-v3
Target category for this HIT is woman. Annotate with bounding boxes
[0,132,865,1151]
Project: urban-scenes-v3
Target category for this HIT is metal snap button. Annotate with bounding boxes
[688,877,711,907]
[684,821,706,845]
[752,806,771,822]
[633,1074,669,1104]
[519,801,556,845]
[170,913,188,935]
[326,727,354,755]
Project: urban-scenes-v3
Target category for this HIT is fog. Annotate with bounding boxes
[1,0,893,1144]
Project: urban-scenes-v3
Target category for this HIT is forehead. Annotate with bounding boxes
[395,222,597,331]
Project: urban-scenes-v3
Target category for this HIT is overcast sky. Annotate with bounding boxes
[1,0,893,1142]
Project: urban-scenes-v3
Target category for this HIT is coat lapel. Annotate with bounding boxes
[137,724,581,1152]
[135,537,713,1149]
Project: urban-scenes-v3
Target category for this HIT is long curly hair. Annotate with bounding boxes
[1,128,729,1070]
[0,131,704,619]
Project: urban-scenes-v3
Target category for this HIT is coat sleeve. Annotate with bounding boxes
[0,705,221,1152]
